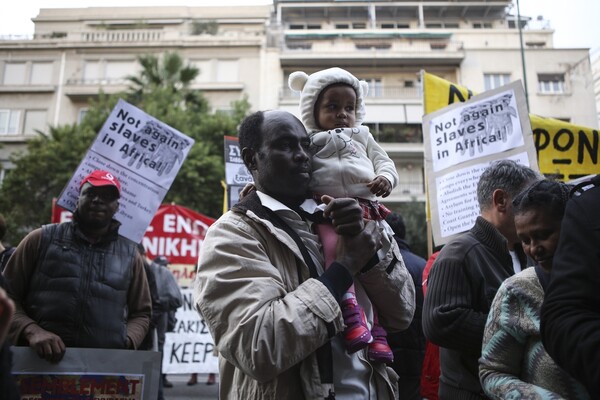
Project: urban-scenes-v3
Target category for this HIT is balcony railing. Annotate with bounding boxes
[66,78,130,85]
[283,38,464,54]
[80,30,164,42]
[280,85,420,100]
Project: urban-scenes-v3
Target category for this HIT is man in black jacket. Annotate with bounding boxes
[541,175,600,398]
[422,160,539,400]
[4,170,151,363]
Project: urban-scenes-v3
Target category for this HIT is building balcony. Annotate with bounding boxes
[279,33,464,67]
[0,28,265,49]
[280,85,421,100]
[0,84,55,93]
[64,78,129,100]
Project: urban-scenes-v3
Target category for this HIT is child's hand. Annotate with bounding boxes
[367,176,392,198]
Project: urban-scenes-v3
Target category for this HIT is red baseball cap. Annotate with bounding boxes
[80,170,121,194]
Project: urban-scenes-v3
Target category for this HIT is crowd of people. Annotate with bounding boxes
[0,66,599,400]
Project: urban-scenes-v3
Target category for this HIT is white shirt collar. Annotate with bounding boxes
[256,191,322,216]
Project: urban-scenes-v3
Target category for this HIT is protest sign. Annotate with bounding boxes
[141,203,215,288]
[224,135,252,211]
[423,71,599,180]
[56,99,194,243]
[423,81,538,245]
[12,347,161,400]
[161,289,218,374]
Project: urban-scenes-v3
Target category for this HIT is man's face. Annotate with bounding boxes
[77,182,120,229]
[252,111,312,205]
[314,84,357,131]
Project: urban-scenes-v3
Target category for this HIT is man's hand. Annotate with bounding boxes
[367,176,392,198]
[23,324,66,363]
[321,195,364,236]
[336,220,381,276]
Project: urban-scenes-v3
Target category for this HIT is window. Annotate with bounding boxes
[82,60,135,84]
[473,22,493,29]
[0,168,8,187]
[216,60,239,82]
[380,22,410,29]
[362,78,383,97]
[23,110,47,135]
[78,108,88,124]
[538,73,565,94]
[356,42,392,50]
[105,61,136,83]
[484,73,511,90]
[353,22,366,29]
[3,63,26,85]
[0,110,21,135]
[191,60,212,83]
[365,123,423,143]
[83,61,102,83]
[335,23,350,29]
[30,62,53,84]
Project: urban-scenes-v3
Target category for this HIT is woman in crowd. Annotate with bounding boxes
[479,179,590,399]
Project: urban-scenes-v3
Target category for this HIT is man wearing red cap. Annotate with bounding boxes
[4,170,151,363]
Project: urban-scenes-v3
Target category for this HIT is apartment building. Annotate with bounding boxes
[0,1,597,207]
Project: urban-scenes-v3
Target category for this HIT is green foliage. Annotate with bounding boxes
[191,20,219,36]
[0,53,249,244]
[389,201,428,260]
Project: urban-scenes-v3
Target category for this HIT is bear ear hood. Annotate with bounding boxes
[288,67,368,132]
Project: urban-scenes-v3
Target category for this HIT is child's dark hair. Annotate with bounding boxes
[512,179,571,219]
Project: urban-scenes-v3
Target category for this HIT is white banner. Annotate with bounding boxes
[57,99,195,243]
[162,289,218,374]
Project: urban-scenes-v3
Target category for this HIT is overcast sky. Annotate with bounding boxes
[0,0,598,55]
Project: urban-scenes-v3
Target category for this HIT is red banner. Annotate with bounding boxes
[141,204,215,287]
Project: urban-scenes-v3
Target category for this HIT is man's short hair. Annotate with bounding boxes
[476,159,540,210]
[238,111,265,169]
[385,212,406,240]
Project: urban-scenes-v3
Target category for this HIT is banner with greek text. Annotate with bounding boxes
[423,71,599,180]
[56,99,195,243]
[423,81,538,246]
[161,289,218,374]
[141,204,215,288]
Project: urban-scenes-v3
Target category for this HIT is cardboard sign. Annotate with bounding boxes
[162,289,218,374]
[12,347,161,400]
[224,135,252,211]
[56,99,195,243]
[423,81,538,246]
[423,71,599,180]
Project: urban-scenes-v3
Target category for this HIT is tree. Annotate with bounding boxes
[0,53,249,243]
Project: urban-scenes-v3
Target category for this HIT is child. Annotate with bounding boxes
[289,67,399,363]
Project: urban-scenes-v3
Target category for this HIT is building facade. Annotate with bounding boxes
[0,1,597,207]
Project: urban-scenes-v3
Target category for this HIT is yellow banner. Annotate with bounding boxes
[423,71,599,180]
